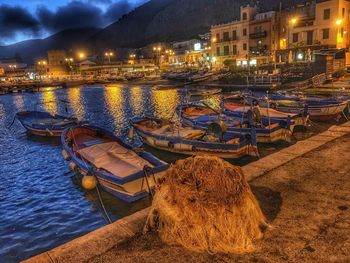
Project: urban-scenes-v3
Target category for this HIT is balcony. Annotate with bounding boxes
[249,31,267,39]
[250,45,268,55]
[217,37,239,43]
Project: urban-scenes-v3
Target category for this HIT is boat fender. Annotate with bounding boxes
[174,143,193,151]
[82,175,97,190]
[62,149,71,161]
[68,161,77,171]
[146,136,155,146]
[154,140,170,148]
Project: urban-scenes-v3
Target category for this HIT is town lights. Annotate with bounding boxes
[336,19,343,26]
[290,18,297,25]
[78,52,85,59]
[212,37,217,43]
[65,58,73,62]
[105,52,114,63]
[130,54,136,58]
[37,60,46,65]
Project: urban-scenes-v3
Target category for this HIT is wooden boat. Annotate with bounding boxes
[188,87,222,97]
[266,94,349,121]
[177,104,294,143]
[222,97,309,128]
[16,111,82,137]
[131,117,259,159]
[61,125,168,203]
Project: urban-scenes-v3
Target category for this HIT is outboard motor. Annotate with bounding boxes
[206,121,227,142]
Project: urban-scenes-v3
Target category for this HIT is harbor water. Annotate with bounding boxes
[0,84,330,262]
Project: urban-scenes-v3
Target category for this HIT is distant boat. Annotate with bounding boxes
[187,87,221,97]
[61,125,168,203]
[177,104,294,143]
[131,117,259,159]
[16,111,82,137]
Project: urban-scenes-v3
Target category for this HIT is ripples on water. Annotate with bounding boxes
[0,85,225,262]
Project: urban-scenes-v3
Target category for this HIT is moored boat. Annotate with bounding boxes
[61,125,168,203]
[131,117,259,159]
[177,104,294,143]
[16,111,82,137]
[222,96,309,128]
[253,92,350,121]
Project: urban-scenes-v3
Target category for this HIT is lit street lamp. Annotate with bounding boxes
[105,52,114,64]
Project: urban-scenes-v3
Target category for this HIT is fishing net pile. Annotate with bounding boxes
[145,156,267,254]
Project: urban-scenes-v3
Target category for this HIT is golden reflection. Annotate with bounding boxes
[152,89,180,119]
[41,91,58,114]
[201,94,223,110]
[130,86,143,116]
[104,86,124,131]
[67,88,84,120]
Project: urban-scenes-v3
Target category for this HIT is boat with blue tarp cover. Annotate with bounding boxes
[61,125,169,203]
[176,104,294,143]
[131,117,259,159]
[16,111,82,137]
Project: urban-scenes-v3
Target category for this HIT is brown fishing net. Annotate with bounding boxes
[145,156,267,254]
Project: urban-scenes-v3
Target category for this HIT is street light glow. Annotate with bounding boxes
[336,19,343,26]
[290,18,297,25]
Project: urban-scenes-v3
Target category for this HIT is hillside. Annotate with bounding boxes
[0,0,305,63]
[0,27,100,64]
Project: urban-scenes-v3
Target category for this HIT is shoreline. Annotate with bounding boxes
[23,121,350,263]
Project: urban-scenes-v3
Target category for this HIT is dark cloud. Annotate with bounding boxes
[0,0,148,44]
[0,4,40,40]
[104,0,132,24]
[37,1,103,32]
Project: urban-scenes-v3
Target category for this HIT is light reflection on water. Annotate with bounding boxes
[0,85,186,262]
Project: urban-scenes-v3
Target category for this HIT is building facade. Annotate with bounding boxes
[211,0,350,67]
[47,50,68,77]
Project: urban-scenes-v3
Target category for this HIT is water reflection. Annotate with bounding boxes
[12,94,25,112]
[130,86,144,116]
[67,88,84,120]
[104,85,125,134]
[152,89,180,119]
[41,91,58,114]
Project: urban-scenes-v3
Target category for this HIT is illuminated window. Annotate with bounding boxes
[324,9,330,20]
[323,28,329,39]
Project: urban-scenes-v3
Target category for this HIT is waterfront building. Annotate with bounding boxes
[210,5,255,67]
[0,58,28,79]
[277,0,350,63]
[47,50,69,77]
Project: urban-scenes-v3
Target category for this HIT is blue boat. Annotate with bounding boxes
[131,117,259,159]
[16,111,82,137]
[177,104,294,143]
[264,92,350,121]
[222,96,308,128]
[61,125,169,203]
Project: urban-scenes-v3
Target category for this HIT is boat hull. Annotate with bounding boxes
[61,126,168,203]
[132,122,259,159]
[276,103,348,121]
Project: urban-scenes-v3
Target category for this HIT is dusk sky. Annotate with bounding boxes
[0,0,148,45]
